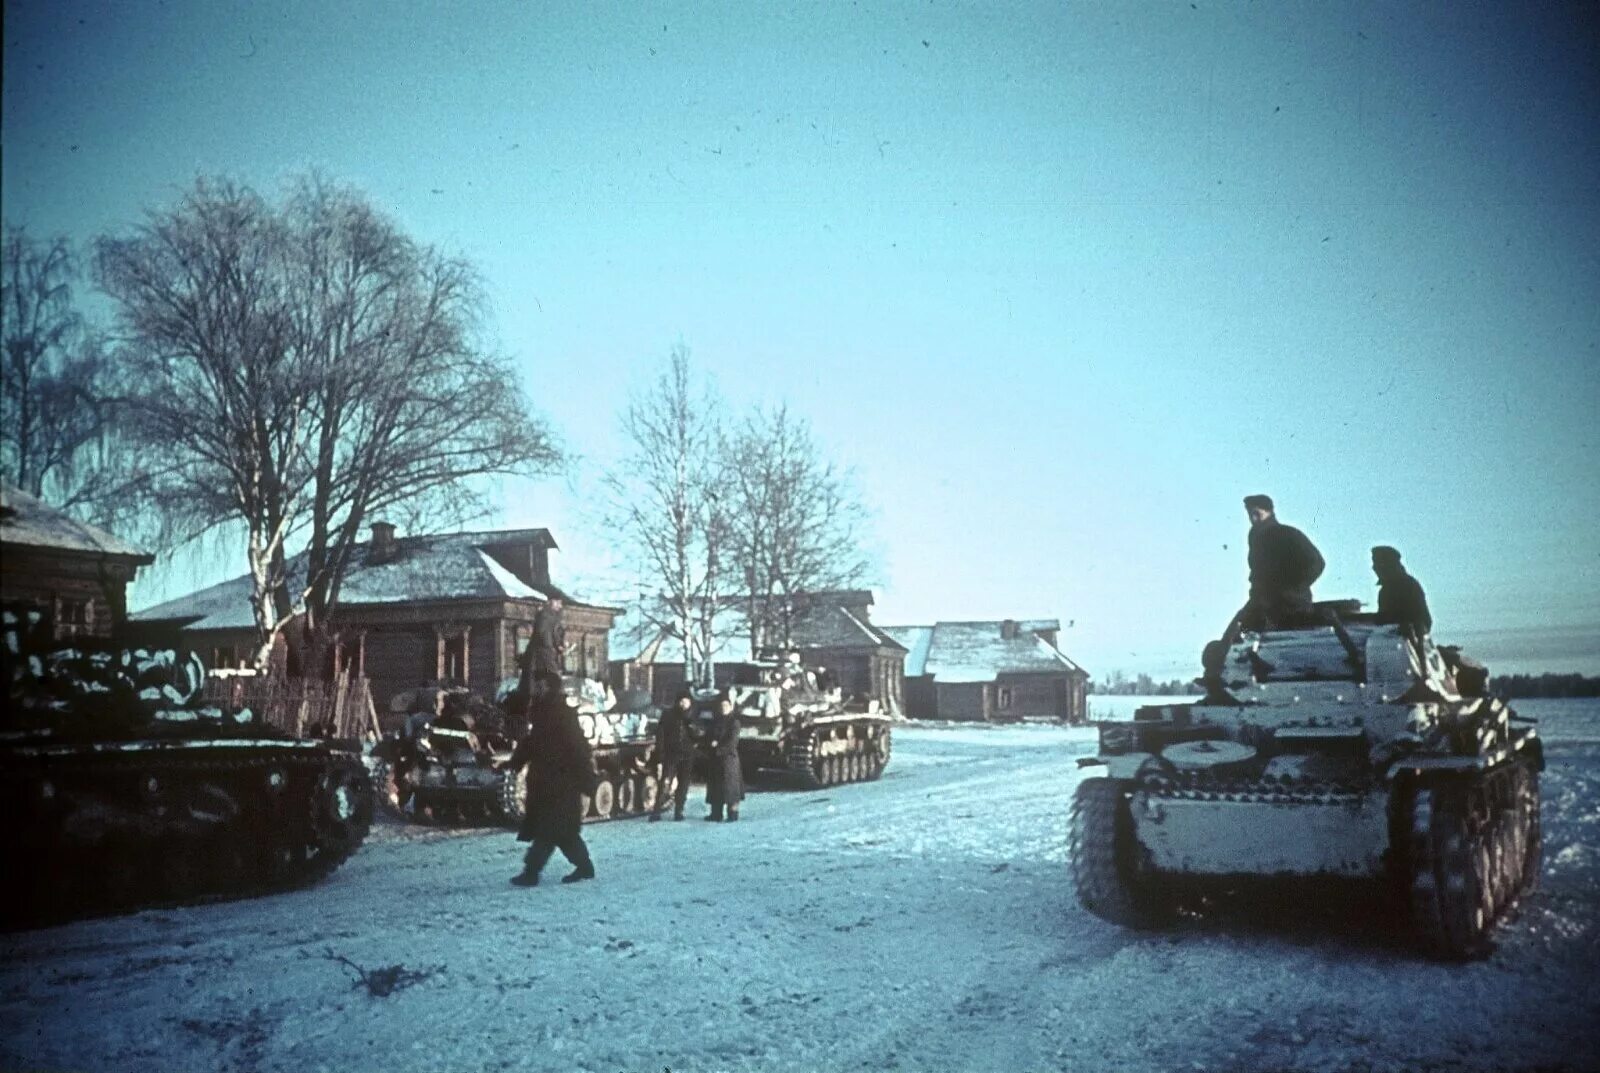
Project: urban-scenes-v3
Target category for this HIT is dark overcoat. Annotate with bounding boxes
[655,704,699,763]
[529,606,565,679]
[703,711,744,807]
[1248,520,1325,613]
[508,696,597,843]
[1377,570,1432,635]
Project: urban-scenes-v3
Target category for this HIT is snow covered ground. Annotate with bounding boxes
[3,702,1598,1073]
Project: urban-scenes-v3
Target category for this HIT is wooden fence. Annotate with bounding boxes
[202,672,379,741]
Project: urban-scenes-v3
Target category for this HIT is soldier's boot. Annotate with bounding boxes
[513,843,554,886]
[672,806,685,821]
[560,864,596,883]
[726,806,739,822]
[648,810,662,823]
[706,805,724,822]
[510,870,540,887]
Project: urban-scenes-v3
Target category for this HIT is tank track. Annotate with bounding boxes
[1070,777,1173,928]
[3,742,372,927]
[1405,759,1540,959]
[783,723,891,789]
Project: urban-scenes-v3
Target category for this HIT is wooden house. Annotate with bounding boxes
[881,618,1088,723]
[0,483,154,640]
[133,525,617,726]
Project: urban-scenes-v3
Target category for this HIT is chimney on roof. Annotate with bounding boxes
[369,521,397,564]
[1001,619,1019,640]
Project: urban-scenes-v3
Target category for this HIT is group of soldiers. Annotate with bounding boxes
[499,597,747,888]
[1227,492,1433,639]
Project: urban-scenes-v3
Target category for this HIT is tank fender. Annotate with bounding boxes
[1094,753,1159,781]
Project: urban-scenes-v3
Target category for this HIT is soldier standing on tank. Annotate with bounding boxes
[702,690,744,822]
[649,688,699,822]
[504,671,598,886]
[1372,545,1432,639]
[510,595,568,718]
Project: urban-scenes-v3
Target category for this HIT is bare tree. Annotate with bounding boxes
[602,344,725,686]
[280,176,562,672]
[95,175,562,671]
[722,405,872,657]
[95,180,309,668]
[1,224,119,511]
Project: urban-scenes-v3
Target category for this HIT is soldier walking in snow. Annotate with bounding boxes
[702,690,744,822]
[504,671,598,886]
[649,688,699,822]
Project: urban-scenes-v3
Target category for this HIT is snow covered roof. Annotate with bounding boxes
[133,528,571,631]
[0,483,152,562]
[882,625,934,677]
[880,620,1085,683]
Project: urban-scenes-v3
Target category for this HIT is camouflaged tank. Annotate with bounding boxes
[1070,601,1542,959]
[1,605,373,927]
[704,662,893,788]
[371,678,664,825]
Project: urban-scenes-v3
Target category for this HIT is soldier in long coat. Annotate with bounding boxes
[703,691,744,822]
[649,688,699,822]
[506,671,598,886]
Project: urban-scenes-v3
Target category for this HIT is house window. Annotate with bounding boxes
[515,625,530,656]
[57,597,93,637]
[441,630,469,683]
[997,686,1014,710]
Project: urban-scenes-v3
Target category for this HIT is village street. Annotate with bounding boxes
[3,715,1598,1073]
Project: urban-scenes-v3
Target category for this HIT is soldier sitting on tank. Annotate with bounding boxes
[649,688,699,822]
[1372,545,1432,641]
[1226,494,1326,637]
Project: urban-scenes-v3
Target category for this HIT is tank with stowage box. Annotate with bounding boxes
[1069,599,1542,959]
[371,677,665,825]
[700,661,893,787]
[0,604,373,927]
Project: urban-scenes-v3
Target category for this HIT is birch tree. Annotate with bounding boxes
[603,345,725,685]
[96,175,561,671]
[722,405,872,657]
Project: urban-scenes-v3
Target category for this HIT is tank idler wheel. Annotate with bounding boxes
[312,764,375,855]
[591,779,616,821]
[617,776,637,815]
[1069,777,1173,929]
[640,774,660,813]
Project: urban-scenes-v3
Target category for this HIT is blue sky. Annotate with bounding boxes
[4,1,1597,678]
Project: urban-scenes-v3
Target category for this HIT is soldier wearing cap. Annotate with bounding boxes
[1240,494,1325,630]
[1372,545,1432,638]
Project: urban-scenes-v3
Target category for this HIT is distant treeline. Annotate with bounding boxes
[1493,673,1600,699]
[1089,673,1193,696]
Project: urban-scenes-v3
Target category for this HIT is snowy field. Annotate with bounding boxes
[3,700,1598,1073]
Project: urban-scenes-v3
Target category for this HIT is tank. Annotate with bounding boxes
[1070,600,1542,959]
[704,662,893,787]
[1,605,373,927]
[371,677,665,825]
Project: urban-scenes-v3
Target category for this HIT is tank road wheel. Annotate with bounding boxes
[591,779,616,821]
[617,776,637,815]
[1409,783,1493,960]
[639,774,660,814]
[498,764,529,824]
[785,733,824,790]
[1069,778,1172,929]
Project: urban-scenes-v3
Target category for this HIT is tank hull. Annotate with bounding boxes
[3,737,372,927]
